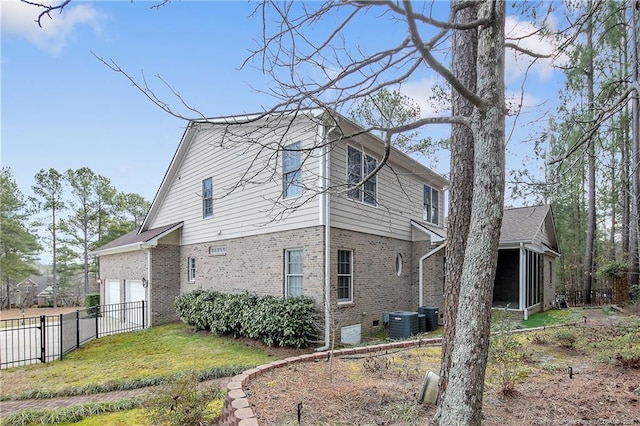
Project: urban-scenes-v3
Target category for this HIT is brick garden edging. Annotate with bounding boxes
[218,337,443,426]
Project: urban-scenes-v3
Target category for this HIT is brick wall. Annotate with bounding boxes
[151,244,181,325]
[329,228,417,335]
[179,226,325,304]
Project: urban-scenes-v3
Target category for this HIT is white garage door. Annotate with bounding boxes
[126,280,146,303]
[104,280,120,305]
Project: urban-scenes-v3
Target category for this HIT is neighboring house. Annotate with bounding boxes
[93,110,449,344]
[493,204,560,318]
[15,276,49,307]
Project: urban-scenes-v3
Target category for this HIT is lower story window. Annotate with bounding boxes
[188,257,196,282]
[337,249,353,303]
[285,249,303,297]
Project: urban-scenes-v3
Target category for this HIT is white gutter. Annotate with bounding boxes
[419,242,446,306]
[317,122,334,351]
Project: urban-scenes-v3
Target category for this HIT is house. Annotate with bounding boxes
[93,109,560,345]
[14,276,49,307]
[493,204,560,318]
[93,109,449,345]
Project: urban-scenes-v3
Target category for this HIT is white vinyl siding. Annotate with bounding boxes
[147,117,321,245]
[202,177,213,218]
[285,249,303,297]
[337,249,353,303]
[283,142,303,199]
[330,138,446,241]
[347,145,377,206]
[423,185,439,225]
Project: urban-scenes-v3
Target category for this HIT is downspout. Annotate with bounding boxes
[419,242,446,307]
[317,122,334,351]
[145,248,152,328]
[519,242,528,320]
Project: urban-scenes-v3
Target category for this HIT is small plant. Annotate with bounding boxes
[144,371,223,426]
[551,328,578,349]
[489,308,528,395]
[384,400,419,425]
[528,331,549,345]
[362,354,391,373]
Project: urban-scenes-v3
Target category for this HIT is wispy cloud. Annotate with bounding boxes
[399,76,449,118]
[505,15,568,83]
[1,0,104,54]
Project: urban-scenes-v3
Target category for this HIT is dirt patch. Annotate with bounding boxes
[0,307,80,321]
[245,314,640,425]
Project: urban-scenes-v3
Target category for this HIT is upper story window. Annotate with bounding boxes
[347,145,377,206]
[202,177,213,219]
[283,142,303,199]
[423,184,439,225]
[285,249,303,297]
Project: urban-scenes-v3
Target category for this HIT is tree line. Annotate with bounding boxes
[0,166,150,309]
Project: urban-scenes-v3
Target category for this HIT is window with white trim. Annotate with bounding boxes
[337,249,353,303]
[285,249,303,297]
[283,142,303,198]
[423,184,439,225]
[188,257,196,282]
[202,177,213,218]
[347,146,377,206]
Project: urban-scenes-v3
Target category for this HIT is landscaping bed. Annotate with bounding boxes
[244,311,640,425]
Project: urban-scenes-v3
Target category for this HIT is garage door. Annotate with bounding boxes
[125,280,146,303]
[104,280,120,305]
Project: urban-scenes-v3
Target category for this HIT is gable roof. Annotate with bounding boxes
[500,205,559,254]
[92,222,183,256]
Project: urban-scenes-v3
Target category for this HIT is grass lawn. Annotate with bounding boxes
[519,308,583,328]
[1,323,276,398]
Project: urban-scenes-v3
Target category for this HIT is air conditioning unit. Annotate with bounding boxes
[388,311,419,340]
[418,306,439,332]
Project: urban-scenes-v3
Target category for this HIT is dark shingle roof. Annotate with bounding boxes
[500,205,550,243]
[94,222,183,252]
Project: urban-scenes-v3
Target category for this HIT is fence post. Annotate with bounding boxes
[142,300,146,329]
[40,316,46,364]
[95,305,100,339]
[59,314,63,361]
[76,310,80,350]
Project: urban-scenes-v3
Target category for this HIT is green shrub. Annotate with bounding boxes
[85,293,100,308]
[174,290,319,348]
[144,371,222,426]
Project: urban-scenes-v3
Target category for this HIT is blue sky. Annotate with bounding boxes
[1,0,565,206]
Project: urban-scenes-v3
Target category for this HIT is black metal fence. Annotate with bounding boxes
[557,289,614,307]
[0,301,146,369]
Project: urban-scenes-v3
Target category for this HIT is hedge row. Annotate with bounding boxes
[174,290,319,348]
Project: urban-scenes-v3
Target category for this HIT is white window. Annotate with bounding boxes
[337,249,353,303]
[188,257,196,282]
[202,177,213,218]
[283,142,303,198]
[423,185,439,225]
[347,145,377,206]
[285,249,303,297]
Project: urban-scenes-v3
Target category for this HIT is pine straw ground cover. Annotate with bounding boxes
[245,313,640,426]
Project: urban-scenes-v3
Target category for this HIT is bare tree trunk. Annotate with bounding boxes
[583,4,596,303]
[629,1,640,290]
[435,1,505,424]
[435,0,476,409]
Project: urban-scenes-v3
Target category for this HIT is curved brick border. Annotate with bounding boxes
[218,337,442,426]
